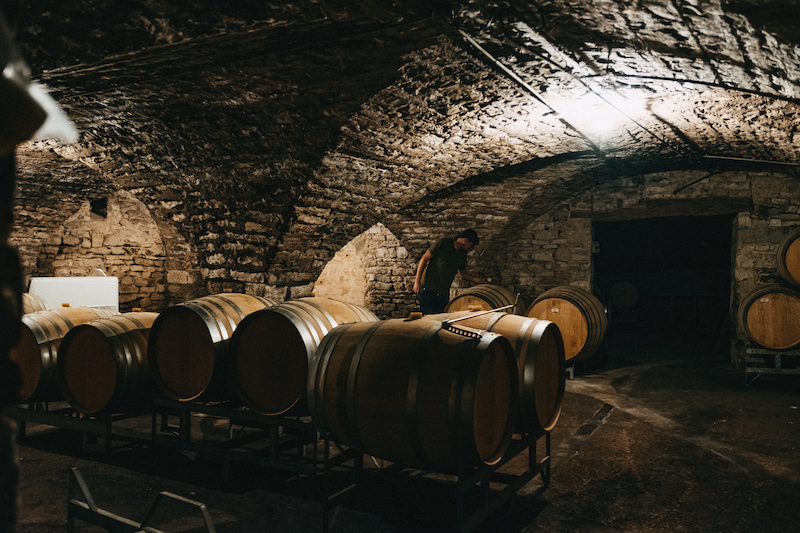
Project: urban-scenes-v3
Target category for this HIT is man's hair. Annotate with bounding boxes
[458,228,479,245]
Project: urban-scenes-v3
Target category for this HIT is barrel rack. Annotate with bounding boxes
[150,397,319,478]
[9,401,151,453]
[743,343,800,385]
[10,400,550,532]
[8,398,320,478]
[321,431,551,533]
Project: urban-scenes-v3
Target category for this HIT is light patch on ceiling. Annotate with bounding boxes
[550,88,648,141]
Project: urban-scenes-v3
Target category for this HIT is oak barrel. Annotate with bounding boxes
[22,293,49,314]
[308,318,518,471]
[428,311,565,434]
[10,307,119,401]
[229,297,379,415]
[526,286,607,363]
[738,285,800,350]
[147,293,278,401]
[445,284,524,315]
[777,227,800,288]
[57,312,159,414]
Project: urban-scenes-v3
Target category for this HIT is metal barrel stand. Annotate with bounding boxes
[9,401,151,453]
[321,431,550,533]
[150,397,319,479]
[743,342,800,385]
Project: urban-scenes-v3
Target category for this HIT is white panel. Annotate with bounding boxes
[28,277,120,312]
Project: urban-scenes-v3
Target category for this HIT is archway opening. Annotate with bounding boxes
[593,214,733,361]
[313,235,370,307]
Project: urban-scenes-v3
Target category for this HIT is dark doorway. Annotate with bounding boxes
[593,214,733,361]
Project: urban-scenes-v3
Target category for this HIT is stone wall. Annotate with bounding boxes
[14,191,167,311]
[362,224,417,317]
[313,229,371,306]
[11,178,199,312]
[734,172,800,294]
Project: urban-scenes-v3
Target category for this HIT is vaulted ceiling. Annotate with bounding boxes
[10,0,800,288]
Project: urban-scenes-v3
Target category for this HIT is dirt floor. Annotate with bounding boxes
[8,335,800,533]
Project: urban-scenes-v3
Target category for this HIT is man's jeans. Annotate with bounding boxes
[419,287,449,315]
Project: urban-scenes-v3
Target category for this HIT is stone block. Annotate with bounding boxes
[103,234,125,247]
[231,271,265,283]
[166,270,192,284]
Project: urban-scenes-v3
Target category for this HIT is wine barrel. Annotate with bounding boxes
[428,311,565,435]
[22,293,49,314]
[526,286,607,364]
[10,307,119,401]
[57,312,159,414]
[738,285,800,350]
[445,284,524,315]
[147,293,278,401]
[229,297,379,415]
[777,227,800,288]
[308,318,519,471]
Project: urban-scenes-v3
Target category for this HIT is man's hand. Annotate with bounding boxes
[460,270,489,285]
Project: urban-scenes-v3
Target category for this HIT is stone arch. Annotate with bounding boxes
[313,223,417,317]
[313,232,370,306]
[39,190,170,311]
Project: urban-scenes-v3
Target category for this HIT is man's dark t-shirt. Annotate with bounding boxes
[422,237,467,295]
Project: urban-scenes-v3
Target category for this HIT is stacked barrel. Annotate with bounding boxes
[426,311,565,435]
[10,293,381,416]
[738,227,800,351]
[445,283,608,365]
[11,293,282,414]
[227,298,379,415]
[445,284,526,315]
[57,312,159,414]
[146,293,279,402]
[21,293,48,314]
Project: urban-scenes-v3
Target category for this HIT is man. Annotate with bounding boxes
[413,228,488,315]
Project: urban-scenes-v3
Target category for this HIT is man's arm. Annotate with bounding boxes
[458,269,487,284]
[413,250,433,294]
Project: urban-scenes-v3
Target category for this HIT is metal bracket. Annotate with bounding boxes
[441,322,486,339]
[441,293,522,339]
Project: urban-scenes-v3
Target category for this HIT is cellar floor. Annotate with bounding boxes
[10,336,800,532]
